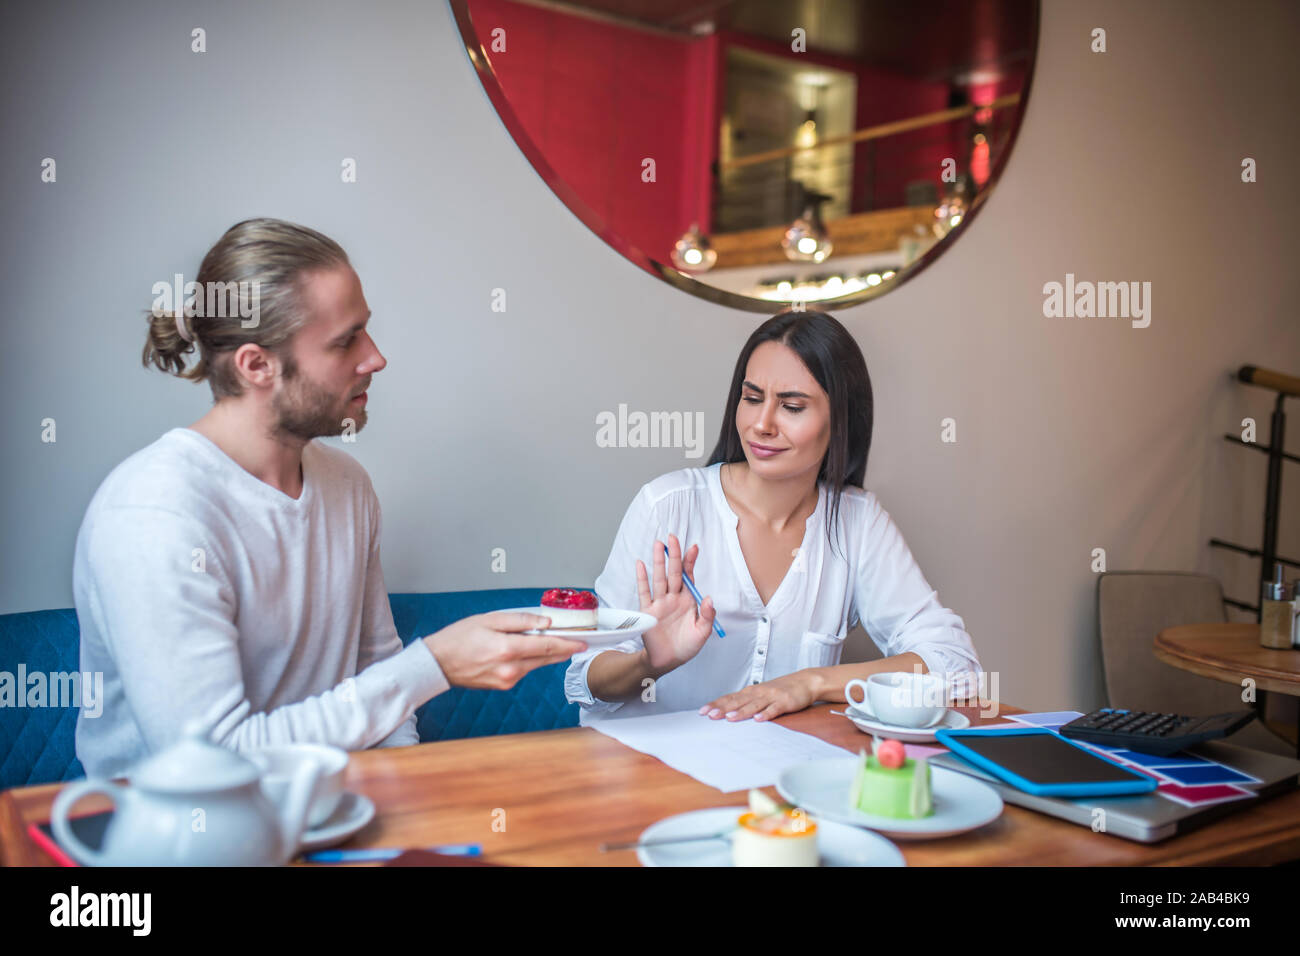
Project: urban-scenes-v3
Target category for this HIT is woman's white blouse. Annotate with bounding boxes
[564,463,982,723]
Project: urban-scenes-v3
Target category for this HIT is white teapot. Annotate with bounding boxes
[50,722,322,866]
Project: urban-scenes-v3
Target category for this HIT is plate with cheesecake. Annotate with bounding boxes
[498,589,657,645]
[635,790,905,867]
[775,738,1004,840]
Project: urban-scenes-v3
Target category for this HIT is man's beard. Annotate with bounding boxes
[270,366,366,442]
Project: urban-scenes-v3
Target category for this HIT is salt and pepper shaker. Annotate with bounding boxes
[1259,564,1295,649]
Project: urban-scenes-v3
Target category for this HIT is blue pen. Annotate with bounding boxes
[303,844,481,863]
[665,544,725,638]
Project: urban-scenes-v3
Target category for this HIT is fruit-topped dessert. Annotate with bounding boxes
[732,789,819,867]
[848,737,933,819]
[540,588,599,630]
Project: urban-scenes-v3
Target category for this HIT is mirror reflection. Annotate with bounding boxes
[455,0,1039,310]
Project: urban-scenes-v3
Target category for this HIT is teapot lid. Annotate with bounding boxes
[130,720,261,792]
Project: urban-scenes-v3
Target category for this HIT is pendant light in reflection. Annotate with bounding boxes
[782,188,833,263]
[670,222,717,273]
[794,109,818,150]
[672,140,718,273]
[932,174,971,238]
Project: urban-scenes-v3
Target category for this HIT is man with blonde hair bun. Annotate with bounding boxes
[73,218,585,778]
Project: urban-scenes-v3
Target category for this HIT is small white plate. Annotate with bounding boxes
[841,707,970,742]
[498,607,657,646]
[776,758,1003,841]
[634,806,906,867]
[298,792,376,851]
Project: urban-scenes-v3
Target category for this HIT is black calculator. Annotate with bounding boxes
[1058,708,1256,756]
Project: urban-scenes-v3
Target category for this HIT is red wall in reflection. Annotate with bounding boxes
[466,0,1026,260]
[469,0,718,267]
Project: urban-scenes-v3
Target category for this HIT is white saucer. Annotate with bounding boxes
[499,607,657,646]
[776,758,1003,841]
[634,806,906,867]
[841,707,970,742]
[298,792,376,851]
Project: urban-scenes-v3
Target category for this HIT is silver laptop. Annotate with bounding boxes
[930,740,1300,843]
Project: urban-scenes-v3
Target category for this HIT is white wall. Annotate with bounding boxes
[2,0,1297,716]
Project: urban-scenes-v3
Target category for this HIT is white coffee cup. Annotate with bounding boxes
[844,671,948,729]
[249,744,349,829]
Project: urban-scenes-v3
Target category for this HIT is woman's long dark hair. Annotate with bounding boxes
[707,310,873,560]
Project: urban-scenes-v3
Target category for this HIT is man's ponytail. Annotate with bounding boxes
[141,309,198,380]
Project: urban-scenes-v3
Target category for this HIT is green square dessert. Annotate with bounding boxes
[848,748,933,819]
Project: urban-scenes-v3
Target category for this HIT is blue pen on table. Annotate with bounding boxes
[665,544,725,639]
[303,844,481,863]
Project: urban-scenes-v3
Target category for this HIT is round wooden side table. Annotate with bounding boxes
[1154,622,1300,756]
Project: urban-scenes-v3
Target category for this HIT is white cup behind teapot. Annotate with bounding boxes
[249,744,348,829]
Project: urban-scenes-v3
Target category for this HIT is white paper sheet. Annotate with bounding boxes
[590,710,854,792]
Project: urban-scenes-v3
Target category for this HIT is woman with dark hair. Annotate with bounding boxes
[564,310,981,724]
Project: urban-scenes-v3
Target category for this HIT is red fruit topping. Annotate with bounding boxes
[876,739,906,769]
[541,588,598,610]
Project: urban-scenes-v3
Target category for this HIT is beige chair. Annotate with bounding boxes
[1096,571,1294,757]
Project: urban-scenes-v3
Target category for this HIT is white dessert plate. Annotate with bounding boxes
[298,792,376,851]
[776,758,1003,841]
[634,806,905,867]
[841,706,970,742]
[498,607,657,645]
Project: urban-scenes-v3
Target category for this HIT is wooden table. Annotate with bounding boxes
[4,701,1299,866]
[1155,622,1300,755]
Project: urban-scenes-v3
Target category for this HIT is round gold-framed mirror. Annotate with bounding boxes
[451,0,1040,312]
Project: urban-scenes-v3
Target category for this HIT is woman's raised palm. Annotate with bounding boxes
[637,533,716,672]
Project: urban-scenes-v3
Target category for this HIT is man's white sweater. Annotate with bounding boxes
[73,427,449,779]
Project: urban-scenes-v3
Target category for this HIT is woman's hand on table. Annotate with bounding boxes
[699,671,819,722]
[637,533,716,674]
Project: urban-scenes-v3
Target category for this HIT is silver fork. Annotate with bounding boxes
[600,829,734,852]
[543,614,637,633]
